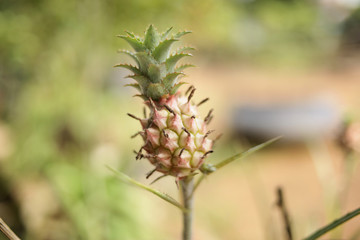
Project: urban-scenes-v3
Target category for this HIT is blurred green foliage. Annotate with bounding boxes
[0,0,356,239]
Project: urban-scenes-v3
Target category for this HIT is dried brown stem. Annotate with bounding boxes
[276,187,293,240]
[0,218,21,240]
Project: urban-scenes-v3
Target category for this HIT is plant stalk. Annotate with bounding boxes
[0,218,21,240]
[181,177,194,240]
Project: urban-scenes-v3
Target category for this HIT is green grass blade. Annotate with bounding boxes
[193,136,281,194]
[107,166,187,212]
[214,136,281,169]
[303,207,360,240]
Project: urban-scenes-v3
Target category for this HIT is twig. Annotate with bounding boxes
[0,218,21,240]
[276,187,293,240]
[303,206,360,240]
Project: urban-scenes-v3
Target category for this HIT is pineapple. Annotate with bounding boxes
[116,25,214,180]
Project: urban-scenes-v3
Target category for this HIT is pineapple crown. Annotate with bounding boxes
[116,25,194,101]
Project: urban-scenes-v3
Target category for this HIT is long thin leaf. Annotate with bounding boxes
[215,136,282,169]
[107,166,187,212]
[303,207,360,240]
[193,136,281,193]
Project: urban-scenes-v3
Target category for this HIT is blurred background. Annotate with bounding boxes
[1,0,360,239]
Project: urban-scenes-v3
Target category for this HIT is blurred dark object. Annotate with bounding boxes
[338,7,360,65]
[0,176,24,239]
[337,121,360,153]
[232,98,341,143]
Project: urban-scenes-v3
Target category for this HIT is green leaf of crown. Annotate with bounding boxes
[116,25,193,101]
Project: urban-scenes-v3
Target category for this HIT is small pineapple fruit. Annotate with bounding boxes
[116,25,214,180]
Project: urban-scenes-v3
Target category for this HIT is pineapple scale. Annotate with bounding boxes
[139,93,213,178]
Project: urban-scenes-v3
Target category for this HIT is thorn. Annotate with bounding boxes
[182,127,191,136]
[185,85,194,95]
[204,130,215,138]
[146,168,157,179]
[127,113,141,121]
[201,150,214,159]
[164,104,176,115]
[135,146,144,160]
[150,174,167,184]
[197,98,209,107]
[187,88,196,103]
[149,98,156,109]
[204,109,213,123]
[143,107,147,118]
[179,148,185,157]
[162,129,169,138]
[131,131,142,138]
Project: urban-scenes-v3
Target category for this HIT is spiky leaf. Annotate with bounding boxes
[165,53,192,72]
[144,25,160,51]
[125,83,142,92]
[173,30,191,39]
[136,52,156,73]
[161,27,173,41]
[114,64,141,75]
[163,72,184,90]
[175,64,195,72]
[152,39,178,63]
[127,75,150,90]
[118,35,146,52]
[147,83,167,100]
[133,94,148,101]
[148,64,166,83]
[176,46,196,53]
[117,50,140,66]
[170,82,187,95]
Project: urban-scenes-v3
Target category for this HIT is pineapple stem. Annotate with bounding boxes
[180,177,194,240]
